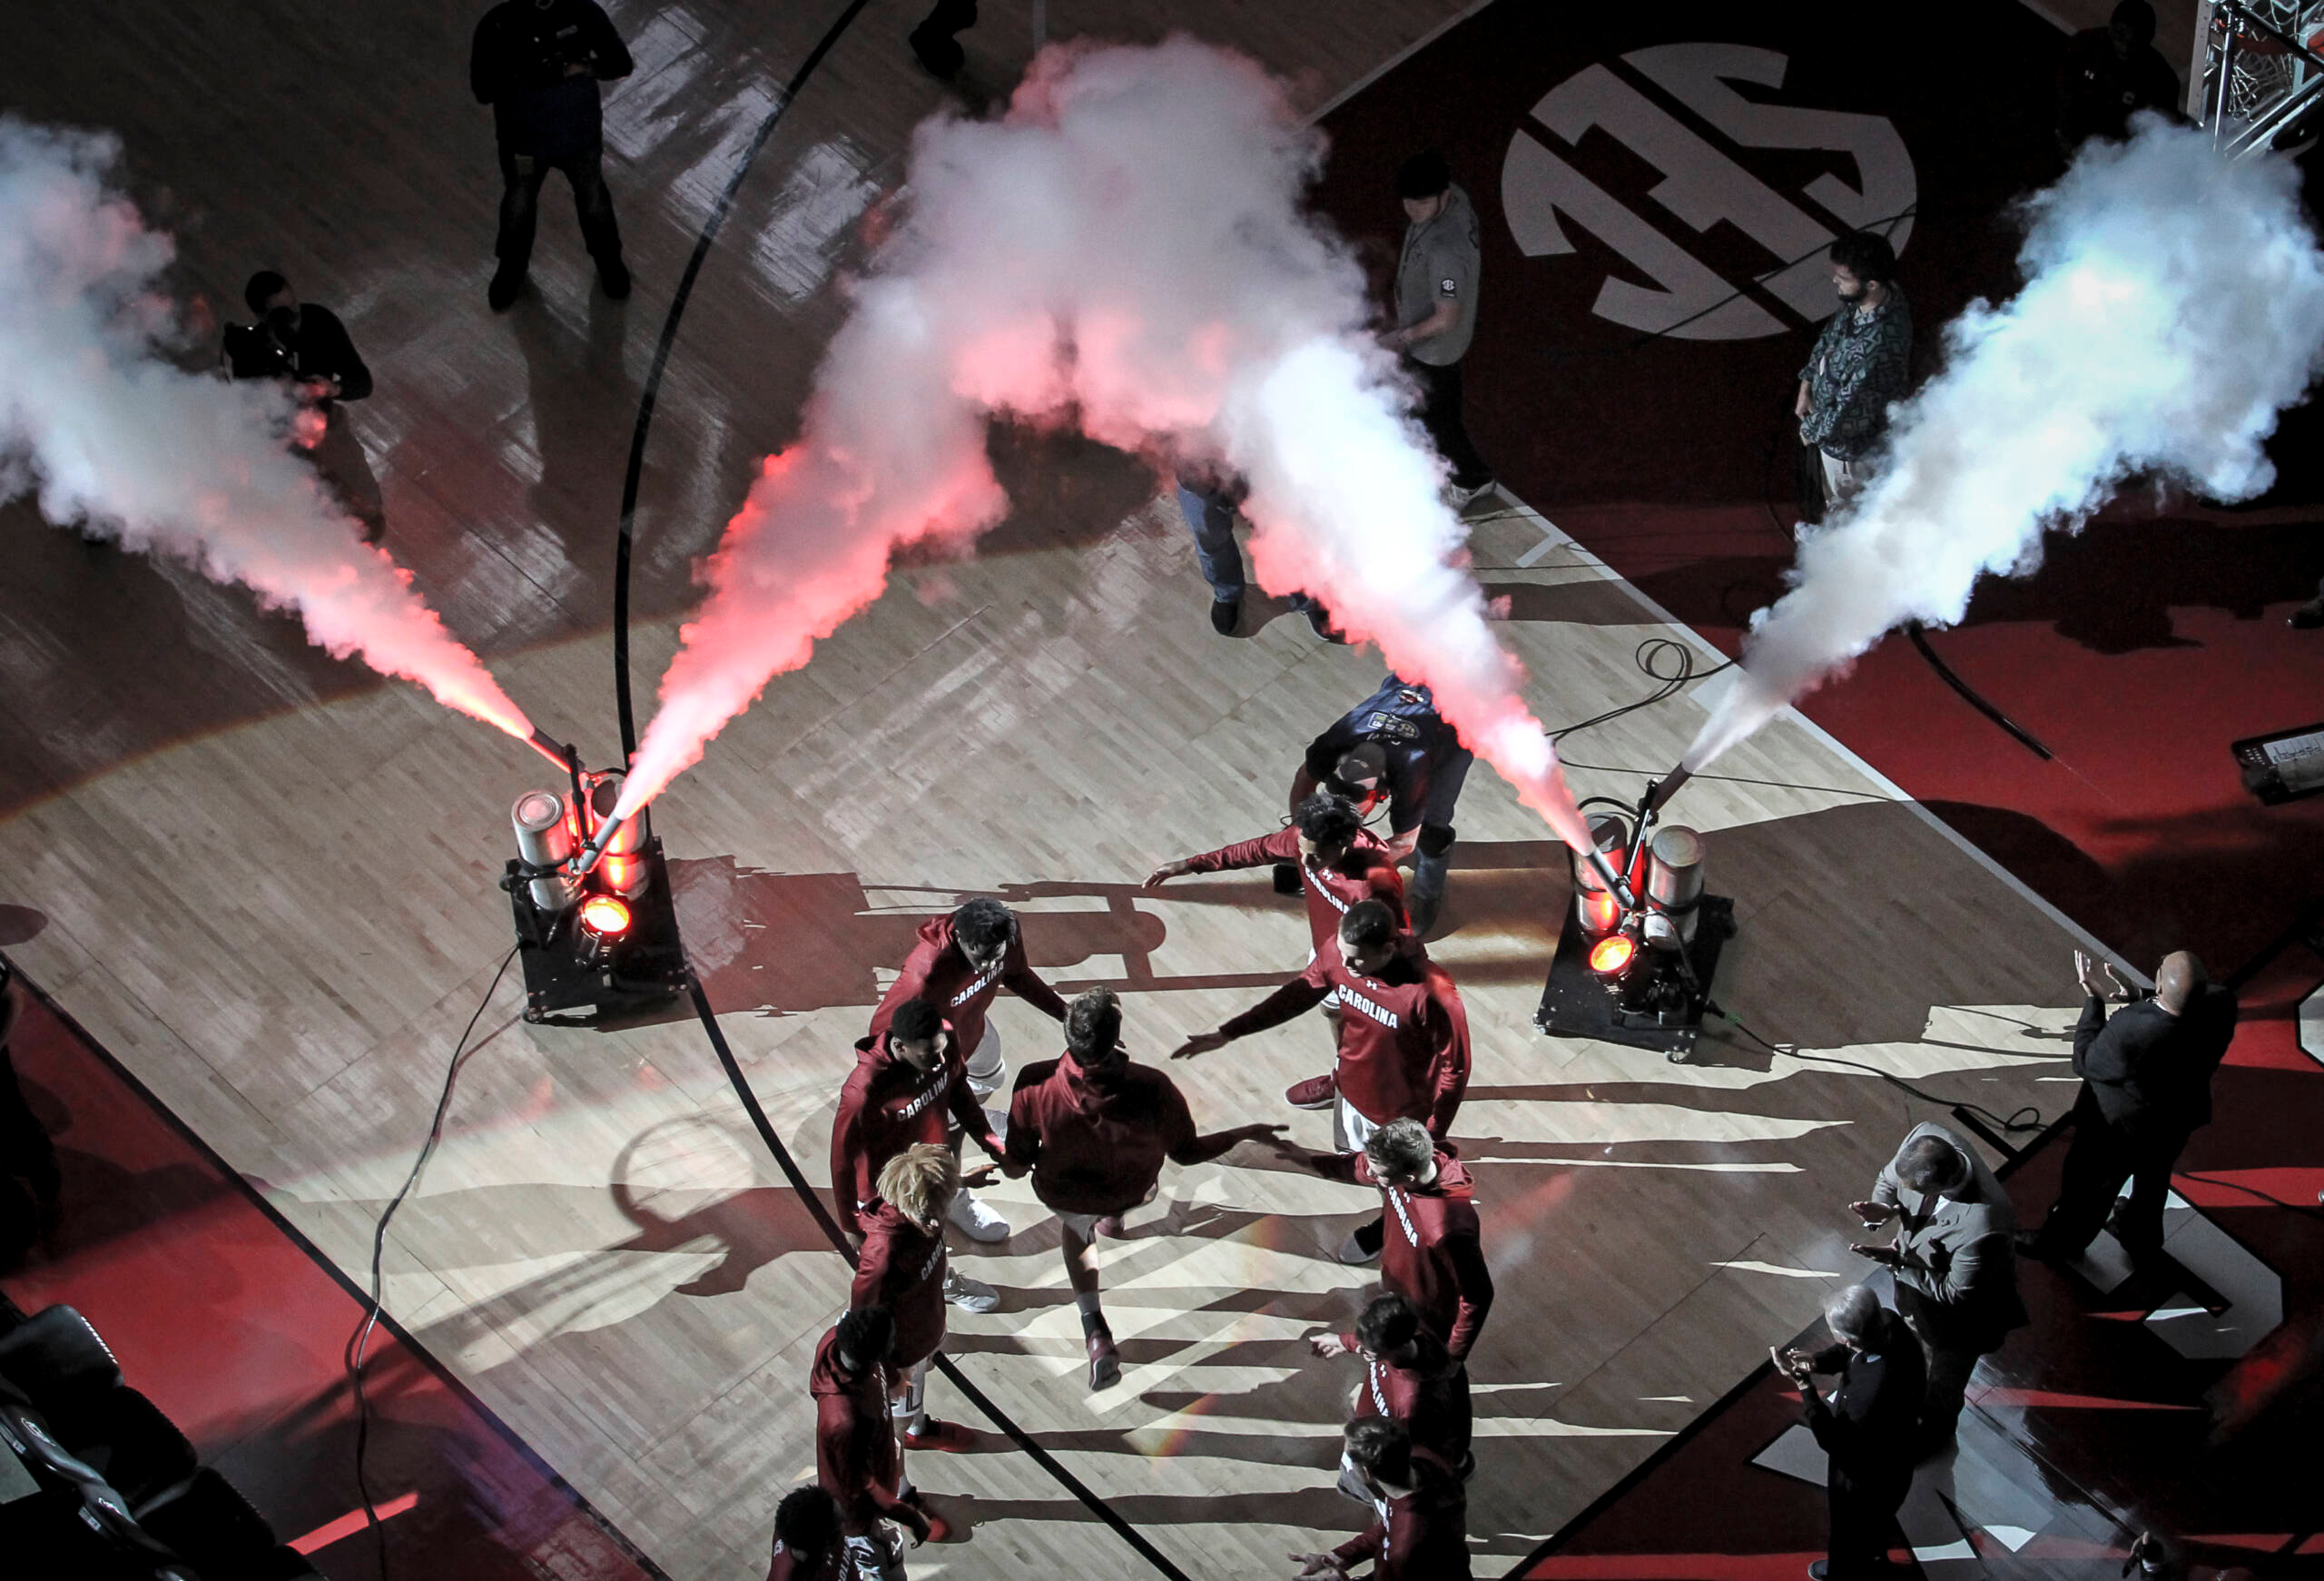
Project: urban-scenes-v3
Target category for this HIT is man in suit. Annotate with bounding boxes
[1848,1121,2025,1452]
[2021,950,2239,1265]
[1775,1284,1925,1579]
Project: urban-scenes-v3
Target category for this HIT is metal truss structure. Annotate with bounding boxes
[2199,0,2324,156]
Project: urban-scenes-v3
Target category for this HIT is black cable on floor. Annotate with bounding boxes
[684,971,1196,1581]
[613,0,878,760]
[1706,1003,2044,1136]
[1547,637,1733,745]
[1904,621,2054,760]
[347,942,521,1581]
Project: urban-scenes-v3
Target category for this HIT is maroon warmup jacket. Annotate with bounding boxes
[1344,1329,1472,1470]
[1219,934,1471,1135]
[1005,1049,1202,1215]
[869,914,1068,1059]
[809,1328,905,1537]
[828,1023,999,1234]
[1178,825,1406,950]
[850,1202,948,1370]
[1323,1149,1493,1360]
[1333,1448,1472,1579]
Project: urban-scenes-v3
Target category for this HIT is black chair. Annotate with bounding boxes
[136,1467,283,1573]
[0,1304,123,1417]
[64,1388,201,1509]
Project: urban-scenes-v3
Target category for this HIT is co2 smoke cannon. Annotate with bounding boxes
[503,737,685,1023]
[1535,776,1734,1062]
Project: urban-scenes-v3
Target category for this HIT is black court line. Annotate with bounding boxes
[612,0,876,760]
[0,955,673,1581]
[599,5,1190,1571]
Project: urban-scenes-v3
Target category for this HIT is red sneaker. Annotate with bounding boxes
[900,1487,952,1543]
[1087,1329,1122,1391]
[1284,1074,1335,1110]
[901,1418,977,1453]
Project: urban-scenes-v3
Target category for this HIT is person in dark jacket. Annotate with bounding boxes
[470,0,634,309]
[1775,1284,1925,1580]
[1291,1418,1471,1580]
[2022,950,2239,1265]
[1004,988,1283,1390]
[764,1484,846,1581]
[2055,1,2182,153]
[1291,677,1474,933]
[223,271,385,541]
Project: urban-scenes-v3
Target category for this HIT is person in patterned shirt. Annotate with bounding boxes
[1795,231,1912,517]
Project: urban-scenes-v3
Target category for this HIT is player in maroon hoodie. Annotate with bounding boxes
[1147,792,1407,1113]
[1173,900,1470,1257]
[1144,792,1405,954]
[1005,987,1285,1391]
[1293,1120,1493,1359]
[810,1306,932,1576]
[1291,1419,1471,1580]
[764,1485,845,1581]
[852,1144,978,1458]
[830,998,1006,1314]
[1310,1292,1473,1480]
[871,898,1068,1243]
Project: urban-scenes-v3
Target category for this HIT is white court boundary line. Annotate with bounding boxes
[1493,492,2152,985]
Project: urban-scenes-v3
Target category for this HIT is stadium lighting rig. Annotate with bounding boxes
[1535,773,1735,1062]
[503,731,685,1023]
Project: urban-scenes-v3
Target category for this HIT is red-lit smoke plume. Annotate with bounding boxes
[0,120,533,743]
[619,39,1590,854]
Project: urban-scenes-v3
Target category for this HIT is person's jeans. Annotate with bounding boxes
[1410,357,1491,490]
[496,143,623,277]
[1173,484,1315,609]
[1175,484,1246,601]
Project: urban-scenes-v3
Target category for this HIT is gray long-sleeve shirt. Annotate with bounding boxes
[1395,184,1481,367]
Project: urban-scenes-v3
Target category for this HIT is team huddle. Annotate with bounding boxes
[766,709,1491,1580]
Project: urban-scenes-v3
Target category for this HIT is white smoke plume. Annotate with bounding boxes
[0,120,535,743]
[1685,121,2324,771]
[619,38,1594,853]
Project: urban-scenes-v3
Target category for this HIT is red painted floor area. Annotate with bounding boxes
[0,979,661,1581]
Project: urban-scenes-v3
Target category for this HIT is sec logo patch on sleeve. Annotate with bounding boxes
[1439,277,1458,296]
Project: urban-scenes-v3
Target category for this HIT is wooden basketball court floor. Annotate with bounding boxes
[0,0,2151,1575]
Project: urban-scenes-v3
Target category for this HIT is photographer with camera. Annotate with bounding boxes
[470,0,634,311]
[222,270,386,542]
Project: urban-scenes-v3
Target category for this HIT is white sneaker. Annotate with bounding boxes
[948,1187,1010,1242]
[942,1268,1000,1312]
[1337,1230,1381,1265]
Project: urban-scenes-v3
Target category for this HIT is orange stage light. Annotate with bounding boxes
[578,894,633,937]
[1588,934,1636,974]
